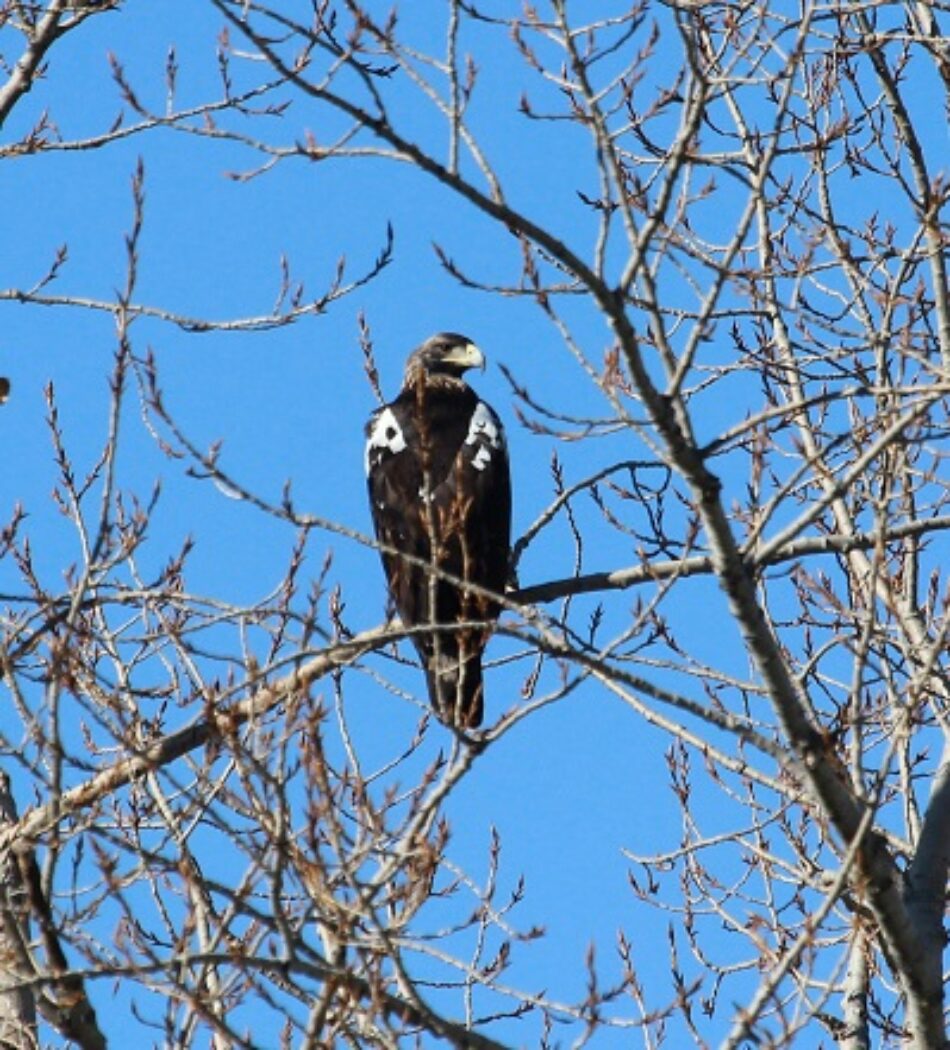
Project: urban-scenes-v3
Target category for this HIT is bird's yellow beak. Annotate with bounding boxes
[442,342,485,372]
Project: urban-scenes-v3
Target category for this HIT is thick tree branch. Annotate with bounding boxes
[0,1,114,128]
[512,516,950,605]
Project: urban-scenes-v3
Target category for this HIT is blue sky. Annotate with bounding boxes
[2,2,946,1046]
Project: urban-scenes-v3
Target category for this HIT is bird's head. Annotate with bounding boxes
[404,332,485,386]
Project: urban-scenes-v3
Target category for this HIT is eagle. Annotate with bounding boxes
[365,333,511,728]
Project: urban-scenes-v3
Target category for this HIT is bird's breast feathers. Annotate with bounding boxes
[365,400,506,477]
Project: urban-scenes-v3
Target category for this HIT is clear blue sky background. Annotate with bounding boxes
[2,2,938,1045]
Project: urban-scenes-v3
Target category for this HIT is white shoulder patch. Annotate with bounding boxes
[365,406,407,474]
[465,401,504,472]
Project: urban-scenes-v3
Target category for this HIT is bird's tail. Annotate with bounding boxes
[425,650,483,729]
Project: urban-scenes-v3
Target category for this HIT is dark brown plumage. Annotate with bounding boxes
[365,333,511,728]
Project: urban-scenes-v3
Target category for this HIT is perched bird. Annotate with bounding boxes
[365,333,511,728]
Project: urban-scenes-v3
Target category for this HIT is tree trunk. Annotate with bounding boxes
[0,773,36,1050]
